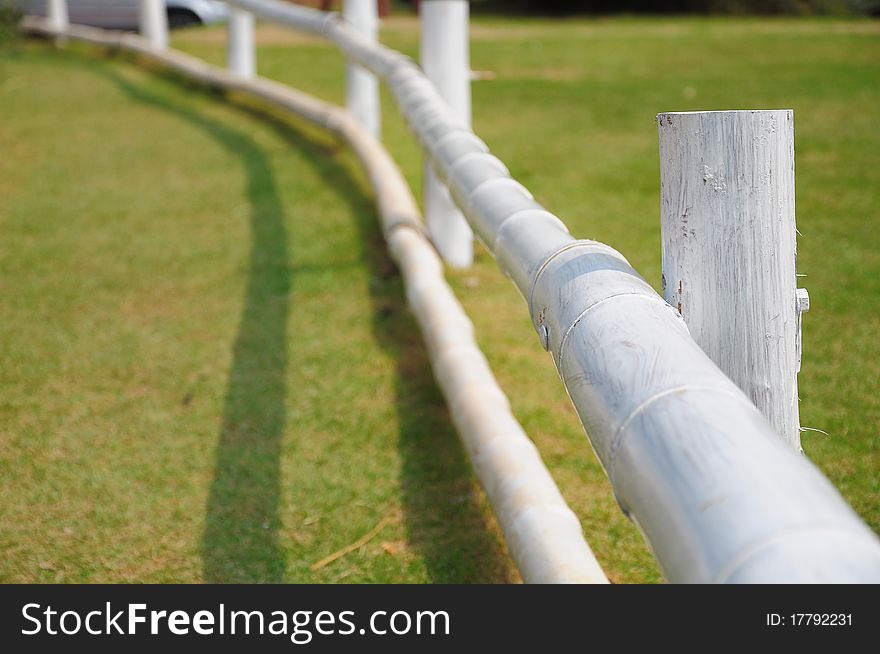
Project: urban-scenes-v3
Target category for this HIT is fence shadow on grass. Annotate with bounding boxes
[70,48,515,583]
[241,112,519,584]
[93,64,289,583]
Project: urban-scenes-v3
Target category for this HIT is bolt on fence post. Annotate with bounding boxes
[658,110,805,450]
[139,0,168,49]
[228,9,256,78]
[420,0,473,268]
[343,0,380,139]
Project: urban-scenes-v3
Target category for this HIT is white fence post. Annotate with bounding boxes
[420,0,473,268]
[343,0,380,139]
[228,9,256,78]
[139,0,169,49]
[47,0,69,31]
[658,110,805,450]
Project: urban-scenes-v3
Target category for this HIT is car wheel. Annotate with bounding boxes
[167,9,202,29]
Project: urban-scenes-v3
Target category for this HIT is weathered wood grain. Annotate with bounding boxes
[659,110,801,450]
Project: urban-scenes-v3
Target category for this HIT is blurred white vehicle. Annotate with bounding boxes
[23,0,229,29]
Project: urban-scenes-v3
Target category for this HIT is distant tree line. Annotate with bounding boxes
[459,0,879,15]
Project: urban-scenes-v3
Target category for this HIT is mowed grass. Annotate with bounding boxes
[0,15,877,583]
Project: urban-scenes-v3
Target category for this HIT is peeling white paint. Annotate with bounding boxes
[659,110,801,450]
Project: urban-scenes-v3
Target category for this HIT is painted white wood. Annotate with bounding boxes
[343,0,380,139]
[47,0,69,31]
[658,110,802,451]
[138,0,168,49]
[420,0,473,268]
[227,9,256,78]
[24,6,880,583]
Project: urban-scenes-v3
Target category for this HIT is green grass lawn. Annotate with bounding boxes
[0,15,877,584]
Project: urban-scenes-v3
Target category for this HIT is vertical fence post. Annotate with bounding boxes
[343,0,380,139]
[420,0,473,268]
[228,9,256,78]
[139,0,168,49]
[47,0,69,31]
[658,110,806,450]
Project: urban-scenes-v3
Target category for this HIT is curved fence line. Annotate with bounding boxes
[21,16,609,584]
[212,0,880,582]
